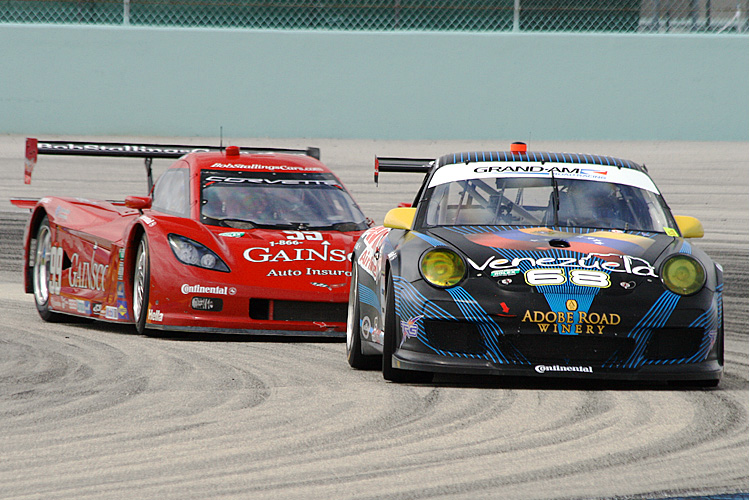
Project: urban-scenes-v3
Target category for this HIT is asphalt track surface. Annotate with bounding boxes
[0,136,747,500]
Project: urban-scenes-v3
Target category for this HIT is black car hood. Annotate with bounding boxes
[425,226,680,283]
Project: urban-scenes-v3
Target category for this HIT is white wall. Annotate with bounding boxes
[1,25,747,140]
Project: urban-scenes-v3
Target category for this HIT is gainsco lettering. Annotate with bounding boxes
[69,250,109,291]
[243,245,348,263]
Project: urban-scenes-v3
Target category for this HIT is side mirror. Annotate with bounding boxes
[384,207,416,230]
[125,196,152,211]
[674,215,704,238]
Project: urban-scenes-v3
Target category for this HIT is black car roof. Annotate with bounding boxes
[437,151,647,173]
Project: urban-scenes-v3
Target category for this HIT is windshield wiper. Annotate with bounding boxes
[550,170,560,227]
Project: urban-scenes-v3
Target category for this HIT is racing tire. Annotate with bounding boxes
[32,216,65,322]
[382,272,433,383]
[132,235,151,335]
[346,263,379,370]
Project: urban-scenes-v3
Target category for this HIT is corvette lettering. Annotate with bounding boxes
[205,175,338,186]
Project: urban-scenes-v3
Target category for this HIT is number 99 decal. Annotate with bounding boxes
[525,268,611,288]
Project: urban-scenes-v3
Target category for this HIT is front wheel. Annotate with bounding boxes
[32,216,64,322]
[132,235,151,335]
[382,272,432,383]
[346,263,379,370]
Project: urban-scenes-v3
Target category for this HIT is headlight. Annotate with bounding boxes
[661,254,705,295]
[168,234,230,272]
[420,248,465,288]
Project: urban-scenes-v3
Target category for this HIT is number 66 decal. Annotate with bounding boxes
[525,268,611,288]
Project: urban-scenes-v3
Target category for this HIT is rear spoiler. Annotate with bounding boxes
[24,138,321,192]
[374,156,433,185]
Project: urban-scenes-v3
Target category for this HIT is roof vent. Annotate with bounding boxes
[510,142,527,153]
[225,145,240,157]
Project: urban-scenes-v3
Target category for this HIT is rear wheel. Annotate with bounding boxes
[32,216,64,322]
[346,263,379,369]
[132,235,151,335]
[382,272,432,383]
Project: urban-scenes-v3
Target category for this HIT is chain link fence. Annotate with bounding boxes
[1,0,747,33]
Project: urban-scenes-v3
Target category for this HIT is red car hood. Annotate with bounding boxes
[204,226,359,299]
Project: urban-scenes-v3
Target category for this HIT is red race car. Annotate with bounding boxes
[12,139,371,337]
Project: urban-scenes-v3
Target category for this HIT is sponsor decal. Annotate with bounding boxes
[147,309,164,322]
[117,282,126,298]
[311,282,347,290]
[306,268,351,276]
[117,248,125,280]
[117,300,129,319]
[471,253,656,278]
[181,284,236,295]
[69,249,109,291]
[664,227,679,237]
[535,365,593,374]
[400,316,422,342]
[93,303,103,315]
[474,165,592,176]
[204,175,336,186]
[522,309,621,334]
[357,226,391,279]
[244,244,349,263]
[266,268,350,277]
[218,232,245,238]
[191,297,223,311]
[39,142,209,155]
[207,162,324,172]
[76,300,91,315]
[140,215,157,227]
[620,281,636,290]
[54,206,71,222]
[105,306,118,320]
[491,268,520,277]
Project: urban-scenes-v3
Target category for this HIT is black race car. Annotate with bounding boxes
[346,142,723,386]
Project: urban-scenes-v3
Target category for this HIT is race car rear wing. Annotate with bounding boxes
[374,156,433,185]
[24,138,321,192]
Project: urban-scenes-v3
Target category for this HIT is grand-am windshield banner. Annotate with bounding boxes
[427,162,660,193]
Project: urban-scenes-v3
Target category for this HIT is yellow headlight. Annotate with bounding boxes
[661,255,706,295]
[420,248,465,288]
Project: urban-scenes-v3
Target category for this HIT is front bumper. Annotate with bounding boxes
[392,348,723,382]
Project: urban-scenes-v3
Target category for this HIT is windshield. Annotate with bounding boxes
[423,176,675,233]
[200,170,368,231]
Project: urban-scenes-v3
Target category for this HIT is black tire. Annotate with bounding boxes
[132,235,151,335]
[382,272,433,383]
[346,263,379,370]
[32,215,65,322]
